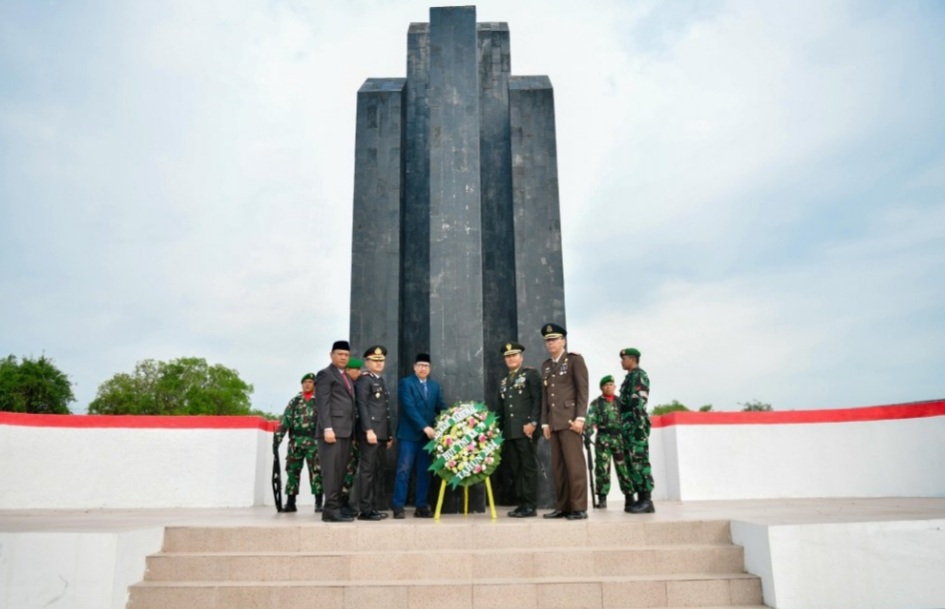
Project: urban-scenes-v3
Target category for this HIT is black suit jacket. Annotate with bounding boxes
[315,365,356,439]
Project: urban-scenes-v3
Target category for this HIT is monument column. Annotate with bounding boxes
[427,6,484,401]
[510,75,566,360]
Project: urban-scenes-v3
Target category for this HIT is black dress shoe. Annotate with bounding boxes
[340,504,358,518]
[543,510,570,519]
[414,506,434,518]
[566,510,588,520]
[378,511,389,519]
[513,507,537,518]
[628,499,655,514]
[507,506,524,517]
[322,512,354,523]
[357,510,383,521]
[393,507,405,519]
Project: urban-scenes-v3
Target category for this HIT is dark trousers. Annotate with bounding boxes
[318,436,351,516]
[505,436,539,509]
[393,439,432,509]
[357,437,386,513]
[549,428,588,512]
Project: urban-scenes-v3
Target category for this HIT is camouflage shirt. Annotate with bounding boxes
[586,395,622,432]
[273,392,317,448]
[618,367,650,421]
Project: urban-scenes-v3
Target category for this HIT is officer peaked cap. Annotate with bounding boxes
[541,323,567,339]
[364,345,387,361]
[501,341,525,356]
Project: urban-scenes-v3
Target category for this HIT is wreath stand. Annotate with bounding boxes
[433,477,498,520]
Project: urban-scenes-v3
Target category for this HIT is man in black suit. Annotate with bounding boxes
[316,340,357,522]
[355,345,393,521]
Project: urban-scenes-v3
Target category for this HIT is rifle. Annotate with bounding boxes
[271,450,283,513]
[584,431,597,508]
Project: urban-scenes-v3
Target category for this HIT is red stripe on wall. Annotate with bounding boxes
[650,399,945,427]
[2,399,943,430]
[0,412,279,431]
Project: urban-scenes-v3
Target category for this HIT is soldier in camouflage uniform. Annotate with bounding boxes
[617,348,654,513]
[273,373,321,513]
[585,374,633,509]
[339,357,364,517]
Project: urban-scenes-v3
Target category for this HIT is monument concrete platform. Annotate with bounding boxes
[2,498,944,609]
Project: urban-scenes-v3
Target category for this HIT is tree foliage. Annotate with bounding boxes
[0,354,75,414]
[651,400,690,416]
[698,404,713,412]
[740,399,773,412]
[88,357,254,415]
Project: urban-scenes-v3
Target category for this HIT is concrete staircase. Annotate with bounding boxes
[127,518,766,609]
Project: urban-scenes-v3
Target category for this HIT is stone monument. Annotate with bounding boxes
[350,6,565,509]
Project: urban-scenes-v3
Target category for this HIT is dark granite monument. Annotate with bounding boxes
[350,6,565,510]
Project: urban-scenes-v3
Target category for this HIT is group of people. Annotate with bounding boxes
[273,322,654,523]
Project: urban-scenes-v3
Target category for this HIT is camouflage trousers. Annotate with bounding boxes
[341,440,360,502]
[285,438,321,496]
[593,431,633,495]
[622,414,654,493]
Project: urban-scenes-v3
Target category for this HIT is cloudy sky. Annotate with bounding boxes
[2,0,943,414]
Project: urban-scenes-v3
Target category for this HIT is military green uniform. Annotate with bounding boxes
[498,363,542,511]
[618,367,653,493]
[586,394,633,495]
[273,392,321,497]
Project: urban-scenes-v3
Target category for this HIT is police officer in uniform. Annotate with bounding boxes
[497,341,542,518]
[355,345,393,521]
[540,323,590,520]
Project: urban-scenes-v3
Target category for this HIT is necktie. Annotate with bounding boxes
[421,381,428,400]
[342,371,353,395]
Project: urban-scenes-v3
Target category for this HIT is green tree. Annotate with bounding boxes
[698,404,713,412]
[740,399,773,412]
[89,357,254,415]
[651,400,690,416]
[0,354,75,414]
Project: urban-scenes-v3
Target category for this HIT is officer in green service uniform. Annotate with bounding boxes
[618,348,655,513]
[497,341,542,518]
[273,373,321,513]
[586,375,633,509]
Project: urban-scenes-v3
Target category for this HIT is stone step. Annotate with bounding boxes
[145,545,745,581]
[127,573,763,609]
[161,519,732,553]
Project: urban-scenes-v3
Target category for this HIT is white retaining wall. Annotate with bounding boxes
[3,404,944,509]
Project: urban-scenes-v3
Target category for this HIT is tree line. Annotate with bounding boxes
[0,354,267,417]
[3,353,774,417]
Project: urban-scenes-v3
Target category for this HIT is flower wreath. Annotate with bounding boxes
[425,401,503,489]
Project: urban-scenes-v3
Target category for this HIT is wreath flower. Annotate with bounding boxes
[425,401,503,489]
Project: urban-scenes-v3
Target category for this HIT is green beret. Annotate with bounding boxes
[599,375,614,387]
[346,357,364,369]
[620,348,641,359]
[300,373,315,383]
